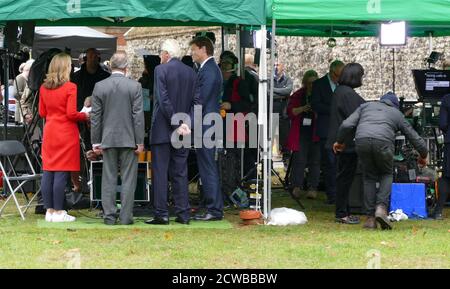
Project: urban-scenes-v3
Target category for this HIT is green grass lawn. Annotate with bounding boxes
[0,190,449,269]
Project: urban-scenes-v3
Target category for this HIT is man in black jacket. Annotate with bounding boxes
[72,48,111,111]
[334,92,428,230]
[434,93,450,220]
[71,48,110,193]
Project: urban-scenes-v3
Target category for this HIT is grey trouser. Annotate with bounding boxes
[290,136,320,189]
[355,138,394,216]
[102,148,138,224]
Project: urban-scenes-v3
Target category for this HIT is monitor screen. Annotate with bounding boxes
[412,70,450,100]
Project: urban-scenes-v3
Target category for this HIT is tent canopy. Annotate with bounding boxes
[32,26,117,61]
[0,0,265,26]
[267,0,450,37]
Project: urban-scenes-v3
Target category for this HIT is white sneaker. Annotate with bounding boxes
[45,211,53,222]
[52,211,76,222]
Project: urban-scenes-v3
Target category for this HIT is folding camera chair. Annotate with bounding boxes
[0,140,42,220]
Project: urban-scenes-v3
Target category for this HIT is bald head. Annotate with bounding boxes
[245,54,255,67]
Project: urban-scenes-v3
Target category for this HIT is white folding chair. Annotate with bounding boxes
[0,140,42,220]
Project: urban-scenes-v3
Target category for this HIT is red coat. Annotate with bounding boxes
[39,82,87,171]
[285,87,320,152]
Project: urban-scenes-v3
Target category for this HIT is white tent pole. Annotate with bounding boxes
[258,25,268,219]
[268,18,276,217]
[236,25,241,77]
[428,32,433,55]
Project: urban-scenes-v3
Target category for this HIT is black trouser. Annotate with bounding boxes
[244,148,258,179]
[41,171,69,211]
[436,177,450,214]
[435,144,450,213]
[335,152,359,218]
[319,139,337,201]
[355,138,394,217]
[290,136,321,190]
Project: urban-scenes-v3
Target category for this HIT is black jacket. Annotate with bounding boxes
[326,85,365,152]
[311,74,334,139]
[337,99,428,157]
[72,64,111,110]
[440,94,450,144]
[223,74,252,114]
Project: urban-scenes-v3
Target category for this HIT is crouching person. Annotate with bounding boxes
[333,92,428,230]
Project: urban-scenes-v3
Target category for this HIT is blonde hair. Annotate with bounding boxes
[43,53,72,89]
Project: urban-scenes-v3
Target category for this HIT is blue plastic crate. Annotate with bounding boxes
[390,183,427,219]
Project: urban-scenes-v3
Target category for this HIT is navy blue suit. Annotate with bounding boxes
[311,75,334,139]
[311,74,337,200]
[195,58,224,217]
[150,58,199,220]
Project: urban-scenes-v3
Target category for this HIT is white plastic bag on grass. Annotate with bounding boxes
[388,209,409,222]
[267,207,308,226]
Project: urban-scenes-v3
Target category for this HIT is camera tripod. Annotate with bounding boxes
[239,148,305,210]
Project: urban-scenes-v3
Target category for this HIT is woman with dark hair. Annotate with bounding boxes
[326,63,366,224]
[139,55,160,147]
[181,55,194,68]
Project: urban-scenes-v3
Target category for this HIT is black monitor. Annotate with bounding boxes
[412,69,450,100]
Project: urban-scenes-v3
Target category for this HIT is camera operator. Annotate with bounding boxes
[71,48,110,193]
[334,92,428,230]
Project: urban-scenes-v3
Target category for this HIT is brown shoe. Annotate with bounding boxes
[292,187,302,199]
[363,216,377,229]
[375,204,392,230]
[306,190,318,200]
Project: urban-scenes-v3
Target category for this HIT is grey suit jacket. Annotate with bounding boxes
[91,73,145,149]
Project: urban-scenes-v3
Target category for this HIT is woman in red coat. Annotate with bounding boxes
[285,70,320,199]
[39,53,89,222]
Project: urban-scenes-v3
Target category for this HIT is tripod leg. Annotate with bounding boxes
[284,153,295,189]
[271,167,286,187]
[285,186,306,210]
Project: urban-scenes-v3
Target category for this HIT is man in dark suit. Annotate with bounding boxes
[434,92,450,220]
[190,36,224,221]
[91,52,144,225]
[146,39,199,225]
[311,60,344,204]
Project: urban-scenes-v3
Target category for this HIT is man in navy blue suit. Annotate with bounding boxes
[146,39,199,225]
[311,60,345,204]
[189,36,224,221]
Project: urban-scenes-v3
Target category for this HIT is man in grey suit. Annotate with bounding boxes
[91,52,145,225]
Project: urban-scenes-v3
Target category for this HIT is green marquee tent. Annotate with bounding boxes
[0,0,266,26]
[267,0,450,37]
[261,0,450,216]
